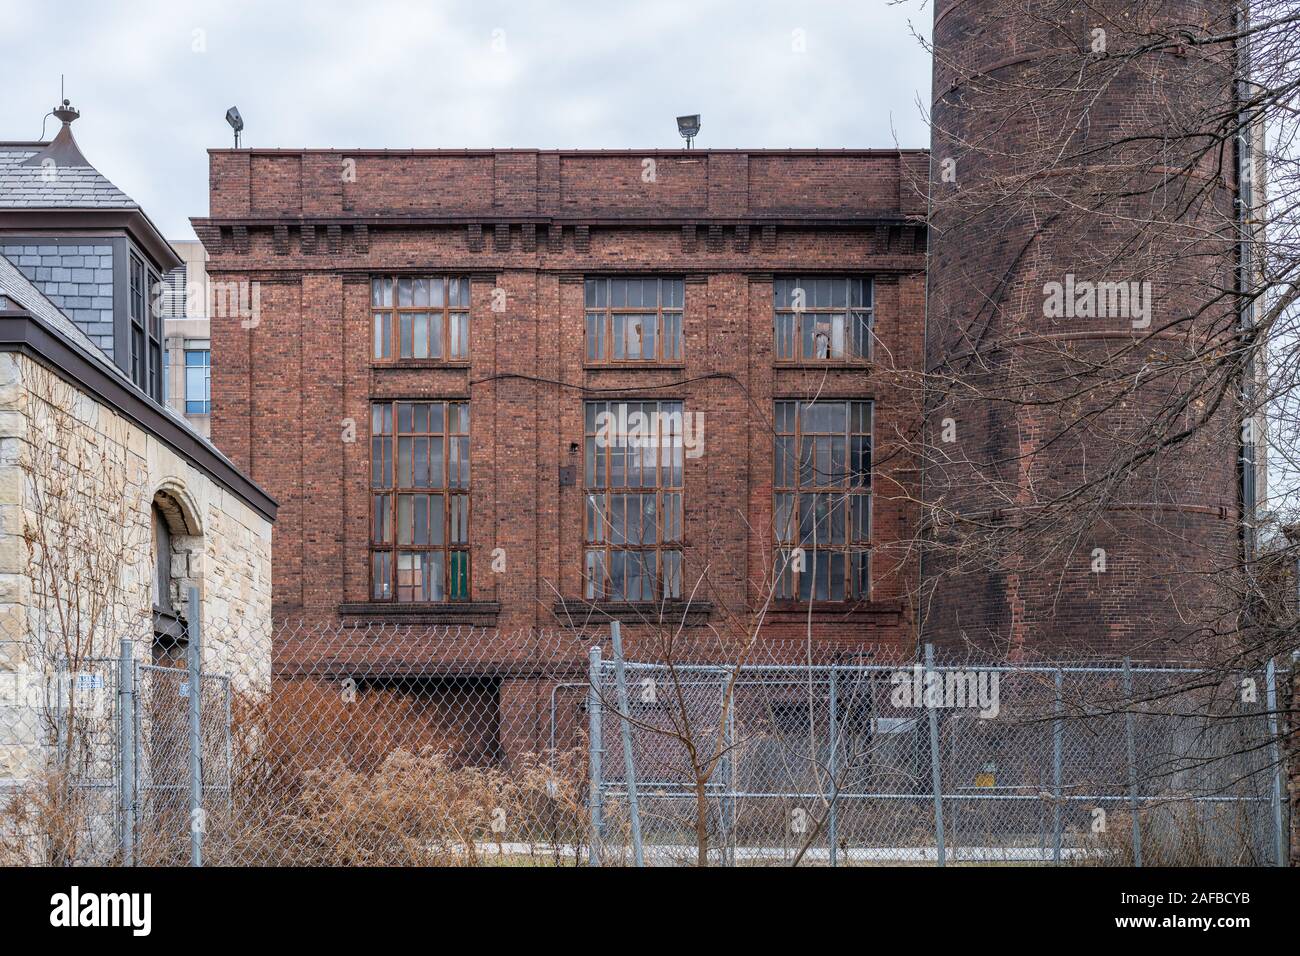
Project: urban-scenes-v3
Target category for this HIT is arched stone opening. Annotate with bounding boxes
[151,483,203,666]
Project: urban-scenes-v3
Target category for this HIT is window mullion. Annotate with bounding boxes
[656,278,662,362]
[390,277,397,358]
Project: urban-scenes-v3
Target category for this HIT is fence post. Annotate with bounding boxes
[1265,658,1285,866]
[224,679,233,816]
[1053,668,1063,865]
[1122,657,1141,867]
[827,665,838,867]
[610,622,644,867]
[725,693,737,867]
[117,638,135,867]
[187,586,203,867]
[926,643,946,867]
[587,644,603,867]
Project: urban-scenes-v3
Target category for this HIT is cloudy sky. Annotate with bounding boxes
[0,0,933,239]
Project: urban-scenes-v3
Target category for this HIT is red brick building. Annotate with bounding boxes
[192,149,927,652]
[924,0,1245,656]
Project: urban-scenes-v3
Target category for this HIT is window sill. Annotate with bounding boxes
[582,363,687,372]
[372,360,472,370]
[764,600,903,620]
[338,601,500,625]
[773,360,873,370]
[552,599,712,626]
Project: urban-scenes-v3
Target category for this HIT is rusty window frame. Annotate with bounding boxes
[584,277,685,365]
[369,400,471,602]
[582,399,685,601]
[371,276,470,363]
[773,399,872,602]
[773,276,873,364]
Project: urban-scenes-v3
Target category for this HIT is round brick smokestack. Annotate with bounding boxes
[922,0,1245,657]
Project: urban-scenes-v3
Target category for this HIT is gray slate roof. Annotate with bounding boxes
[0,249,214,429]
[0,250,109,359]
[0,249,276,518]
[0,144,138,209]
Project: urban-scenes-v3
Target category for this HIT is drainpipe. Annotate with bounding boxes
[1235,2,1259,563]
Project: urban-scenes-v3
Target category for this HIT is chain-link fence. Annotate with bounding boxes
[0,610,1290,866]
[591,653,1286,866]
[0,653,123,866]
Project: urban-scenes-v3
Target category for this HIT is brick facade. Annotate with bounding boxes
[193,149,927,654]
[924,0,1244,656]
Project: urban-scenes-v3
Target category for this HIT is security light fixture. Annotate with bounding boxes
[225,106,244,147]
[676,114,700,149]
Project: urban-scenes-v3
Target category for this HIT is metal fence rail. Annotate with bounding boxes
[589,648,1286,867]
[0,614,1290,867]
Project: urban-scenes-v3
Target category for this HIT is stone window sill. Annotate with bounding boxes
[372,360,472,370]
[582,363,687,372]
[337,601,500,625]
[772,360,874,371]
[552,599,712,626]
[764,600,903,621]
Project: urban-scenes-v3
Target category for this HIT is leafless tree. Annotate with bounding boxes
[885,0,1299,857]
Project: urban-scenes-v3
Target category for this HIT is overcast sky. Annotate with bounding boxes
[0,0,932,239]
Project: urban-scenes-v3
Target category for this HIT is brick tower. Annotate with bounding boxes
[922,0,1248,655]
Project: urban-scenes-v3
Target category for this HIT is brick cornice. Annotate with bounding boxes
[192,213,921,230]
[205,263,928,279]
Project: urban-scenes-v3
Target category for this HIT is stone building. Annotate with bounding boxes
[0,104,276,791]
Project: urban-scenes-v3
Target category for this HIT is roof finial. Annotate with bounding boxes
[53,98,79,126]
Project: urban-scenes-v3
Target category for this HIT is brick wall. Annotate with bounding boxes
[194,149,926,655]
[924,0,1243,655]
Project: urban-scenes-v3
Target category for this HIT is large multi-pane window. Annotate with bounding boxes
[370,400,471,602]
[774,276,873,362]
[774,400,872,601]
[584,400,684,600]
[585,277,684,364]
[371,276,470,362]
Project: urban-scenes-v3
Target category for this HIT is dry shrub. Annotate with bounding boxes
[0,770,113,866]
[1078,799,1269,866]
[193,687,590,865]
[281,748,508,865]
[263,677,502,773]
[238,746,583,866]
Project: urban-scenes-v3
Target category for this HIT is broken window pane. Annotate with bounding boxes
[371,401,471,602]
[773,400,873,602]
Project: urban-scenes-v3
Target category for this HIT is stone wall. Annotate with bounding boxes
[0,350,272,785]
